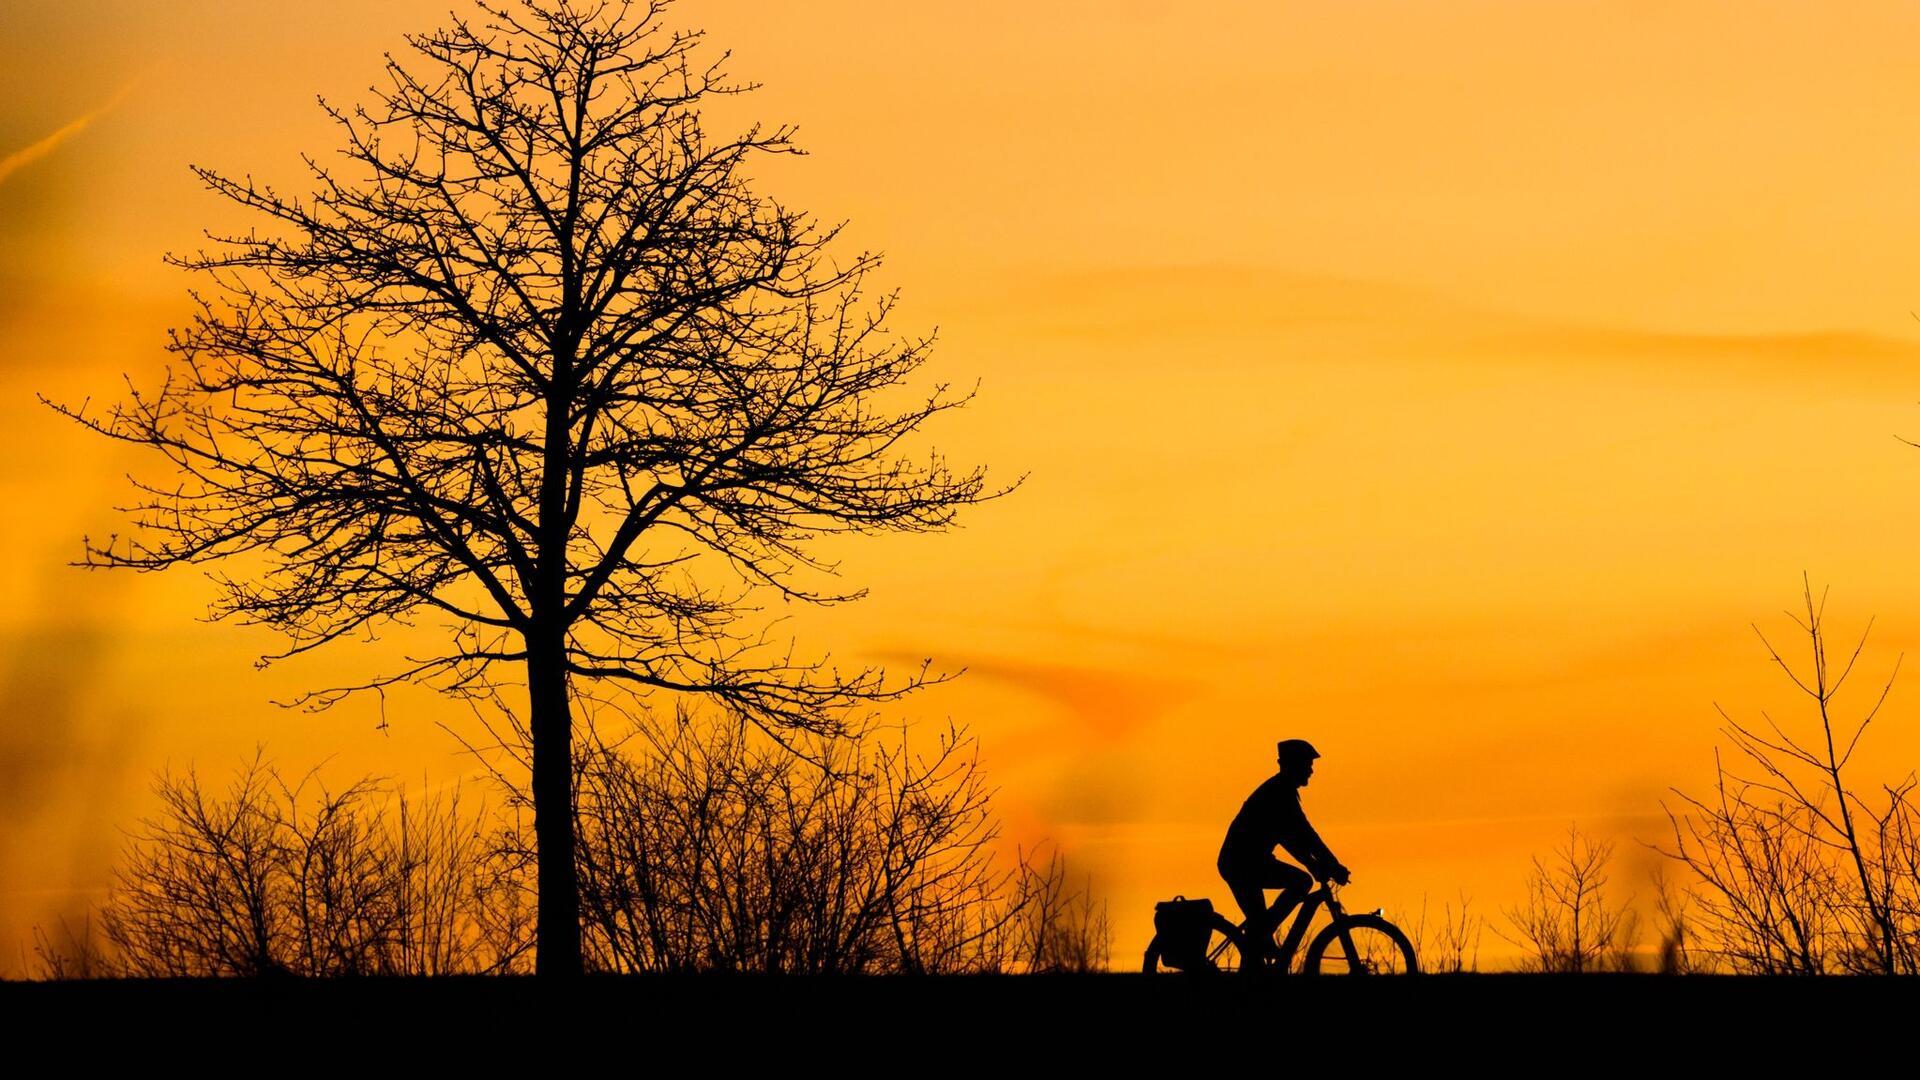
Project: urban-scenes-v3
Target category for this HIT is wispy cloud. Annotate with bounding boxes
[970,264,1920,383]
[1478,322,1920,381]
[868,646,1194,746]
[0,83,133,188]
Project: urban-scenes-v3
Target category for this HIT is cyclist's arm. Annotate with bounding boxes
[1281,836,1338,880]
[1303,815,1340,876]
[1276,794,1341,879]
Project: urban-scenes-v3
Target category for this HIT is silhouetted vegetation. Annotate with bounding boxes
[30,717,1110,978]
[1497,823,1639,973]
[1394,891,1484,974]
[41,0,1016,976]
[1657,580,1920,974]
[1009,847,1113,974]
[39,753,532,977]
[1649,864,1702,975]
[572,707,1108,973]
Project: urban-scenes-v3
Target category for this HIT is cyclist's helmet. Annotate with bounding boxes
[1276,739,1321,768]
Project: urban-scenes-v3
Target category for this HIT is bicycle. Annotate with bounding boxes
[1141,877,1419,975]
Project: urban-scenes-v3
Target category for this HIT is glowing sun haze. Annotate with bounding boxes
[6,0,1920,969]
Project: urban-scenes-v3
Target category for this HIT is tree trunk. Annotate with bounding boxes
[529,632,582,975]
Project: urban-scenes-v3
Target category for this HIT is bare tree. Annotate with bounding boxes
[41,0,1015,975]
[1498,823,1637,973]
[1657,753,1841,973]
[1658,578,1920,973]
[1720,578,1900,971]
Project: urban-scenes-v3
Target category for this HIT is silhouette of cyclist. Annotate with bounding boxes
[1217,738,1350,965]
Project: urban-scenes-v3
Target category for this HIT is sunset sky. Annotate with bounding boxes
[8,0,1920,971]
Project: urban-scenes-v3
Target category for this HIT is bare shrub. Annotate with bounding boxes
[573,707,1095,973]
[1397,891,1484,974]
[29,915,111,980]
[1649,864,1704,975]
[43,710,1104,978]
[1658,580,1920,974]
[1009,846,1112,974]
[1498,823,1638,973]
[90,750,529,976]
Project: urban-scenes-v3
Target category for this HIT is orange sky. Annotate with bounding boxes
[8,0,1920,972]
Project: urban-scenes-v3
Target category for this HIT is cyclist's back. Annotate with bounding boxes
[1219,772,1323,869]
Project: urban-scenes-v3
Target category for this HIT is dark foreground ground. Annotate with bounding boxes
[4,974,1908,1066]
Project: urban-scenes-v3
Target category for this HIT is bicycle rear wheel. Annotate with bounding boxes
[1142,913,1250,974]
[1302,914,1419,975]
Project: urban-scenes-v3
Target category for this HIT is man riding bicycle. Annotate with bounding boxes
[1217,738,1350,965]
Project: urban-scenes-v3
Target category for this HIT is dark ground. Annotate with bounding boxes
[2,974,1909,1067]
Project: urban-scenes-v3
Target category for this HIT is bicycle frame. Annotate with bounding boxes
[1220,882,1361,971]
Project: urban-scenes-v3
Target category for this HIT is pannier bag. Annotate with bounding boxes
[1152,895,1216,969]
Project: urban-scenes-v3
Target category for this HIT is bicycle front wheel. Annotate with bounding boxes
[1142,913,1251,974]
[1302,914,1419,975]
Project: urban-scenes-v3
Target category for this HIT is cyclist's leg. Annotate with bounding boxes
[1263,860,1314,938]
[1217,854,1274,964]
